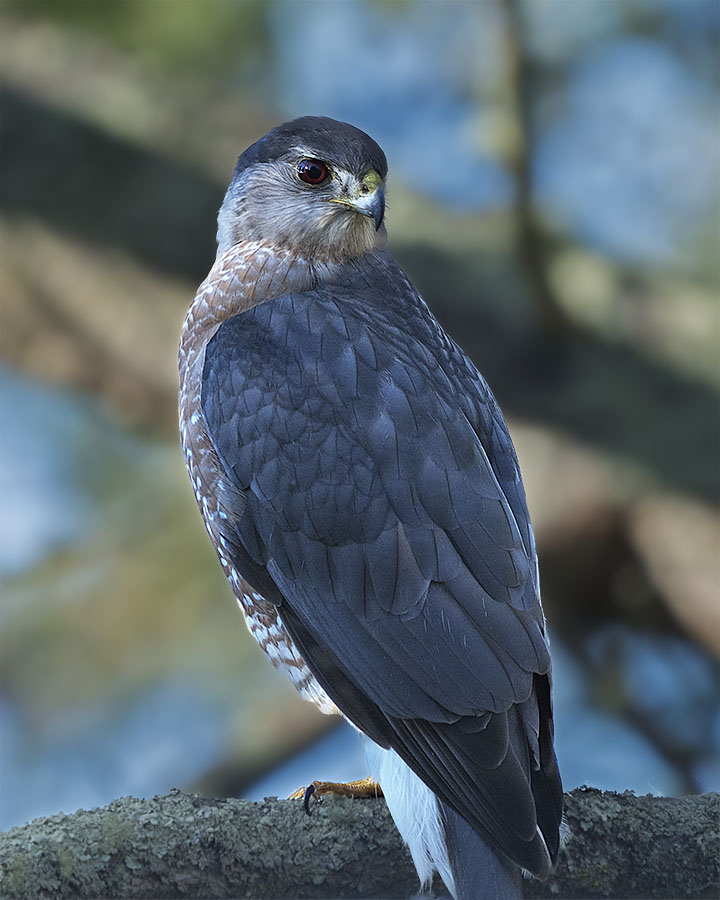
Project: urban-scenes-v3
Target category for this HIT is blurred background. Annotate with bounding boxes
[1,0,718,832]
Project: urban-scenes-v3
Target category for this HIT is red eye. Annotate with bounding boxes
[297,159,329,185]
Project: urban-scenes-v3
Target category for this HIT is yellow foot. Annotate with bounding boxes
[289,777,383,812]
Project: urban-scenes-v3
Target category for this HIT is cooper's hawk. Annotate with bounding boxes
[179,117,562,899]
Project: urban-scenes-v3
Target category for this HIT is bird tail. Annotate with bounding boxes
[439,800,523,900]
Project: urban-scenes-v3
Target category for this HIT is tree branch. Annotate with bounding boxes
[1,788,717,899]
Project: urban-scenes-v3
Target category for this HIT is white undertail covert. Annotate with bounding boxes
[366,742,456,899]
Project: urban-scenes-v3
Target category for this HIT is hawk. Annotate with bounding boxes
[179,116,562,899]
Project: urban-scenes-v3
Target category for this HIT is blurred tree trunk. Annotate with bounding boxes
[500,0,575,335]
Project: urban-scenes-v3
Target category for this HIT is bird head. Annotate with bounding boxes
[217,117,388,263]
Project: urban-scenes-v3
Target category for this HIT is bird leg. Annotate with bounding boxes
[289,777,383,813]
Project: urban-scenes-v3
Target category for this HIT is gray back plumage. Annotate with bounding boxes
[201,248,562,877]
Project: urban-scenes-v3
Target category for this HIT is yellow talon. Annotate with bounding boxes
[289,777,383,812]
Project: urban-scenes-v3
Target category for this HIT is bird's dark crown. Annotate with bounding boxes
[233,116,388,180]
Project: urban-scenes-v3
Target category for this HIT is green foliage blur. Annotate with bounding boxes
[4,0,269,74]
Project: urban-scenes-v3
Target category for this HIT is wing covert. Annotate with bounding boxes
[201,288,549,721]
[201,281,562,875]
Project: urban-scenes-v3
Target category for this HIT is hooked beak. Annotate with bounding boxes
[330,170,386,230]
[353,188,385,231]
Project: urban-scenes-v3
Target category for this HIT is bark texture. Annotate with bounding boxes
[0,788,717,899]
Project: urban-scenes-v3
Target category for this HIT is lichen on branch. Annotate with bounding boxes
[1,788,717,899]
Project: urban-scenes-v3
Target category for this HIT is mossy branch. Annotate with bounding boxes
[1,789,717,899]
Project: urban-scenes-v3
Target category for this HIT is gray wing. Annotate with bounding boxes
[201,286,562,875]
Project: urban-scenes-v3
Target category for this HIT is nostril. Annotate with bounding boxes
[360,184,370,195]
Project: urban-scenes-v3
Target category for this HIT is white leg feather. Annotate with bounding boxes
[366,742,456,899]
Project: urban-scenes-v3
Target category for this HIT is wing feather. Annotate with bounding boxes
[201,279,562,874]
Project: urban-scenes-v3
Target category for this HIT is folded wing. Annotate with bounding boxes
[201,287,562,874]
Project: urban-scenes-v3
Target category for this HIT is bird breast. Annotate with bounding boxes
[179,239,339,716]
